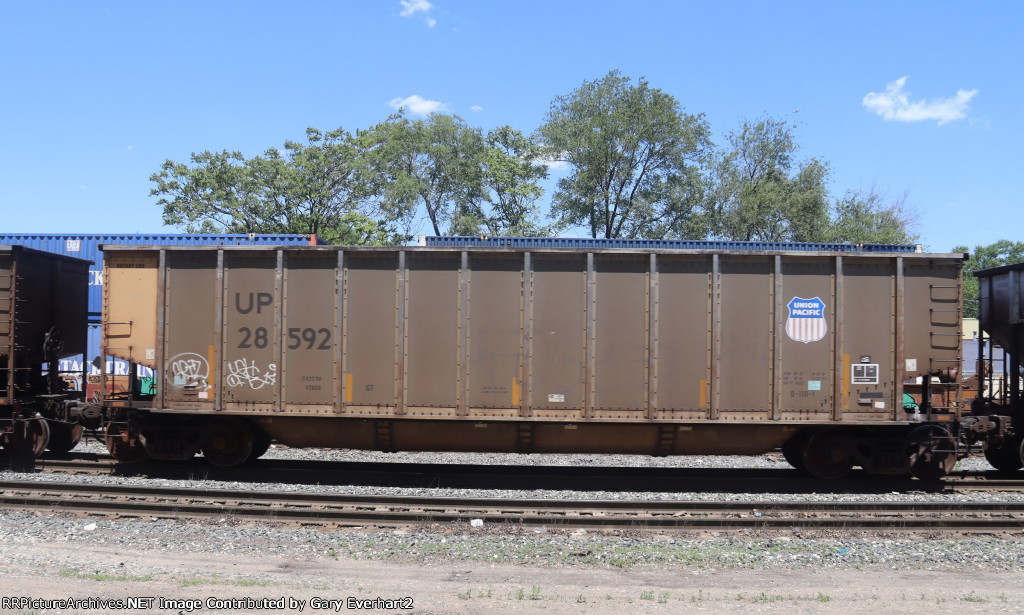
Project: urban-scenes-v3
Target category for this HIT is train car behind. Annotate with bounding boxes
[974,261,1024,471]
[0,245,90,457]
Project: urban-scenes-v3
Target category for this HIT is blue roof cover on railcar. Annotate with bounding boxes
[420,235,922,252]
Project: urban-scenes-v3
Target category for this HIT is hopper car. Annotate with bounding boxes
[2,241,1022,481]
[973,261,1024,471]
[0,246,90,456]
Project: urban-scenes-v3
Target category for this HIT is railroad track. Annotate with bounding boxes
[18,457,1024,493]
[2,479,1023,533]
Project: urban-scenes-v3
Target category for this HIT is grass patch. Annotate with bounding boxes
[960,591,987,603]
[58,569,153,583]
[178,577,276,588]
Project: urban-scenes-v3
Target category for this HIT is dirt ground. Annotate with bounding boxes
[3,541,1024,615]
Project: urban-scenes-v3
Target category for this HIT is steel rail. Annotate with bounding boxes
[2,480,1024,533]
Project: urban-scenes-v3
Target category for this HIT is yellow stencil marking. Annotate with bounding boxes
[700,379,708,408]
[512,378,521,406]
[345,373,353,404]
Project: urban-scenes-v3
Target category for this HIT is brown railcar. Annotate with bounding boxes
[0,245,90,456]
[98,245,969,478]
[973,262,1024,471]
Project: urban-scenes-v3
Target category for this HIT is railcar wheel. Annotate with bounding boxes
[905,425,957,481]
[46,421,83,454]
[201,417,254,468]
[6,417,51,458]
[983,436,1023,474]
[801,429,854,479]
[43,326,65,355]
[246,427,272,463]
[104,423,150,463]
[781,431,809,472]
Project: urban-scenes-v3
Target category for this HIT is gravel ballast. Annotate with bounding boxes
[4,440,1024,614]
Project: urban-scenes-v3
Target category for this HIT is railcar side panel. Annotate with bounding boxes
[717,257,773,418]
[163,253,217,410]
[530,254,587,416]
[466,254,522,413]
[343,254,399,410]
[281,252,336,410]
[839,260,896,420]
[405,252,460,411]
[222,253,277,410]
[593,254,648,414]
[778,258,833,418]
[101,247,964,439]
[654,255,712,418]
[103,252,158,369]
[904,259,962,378]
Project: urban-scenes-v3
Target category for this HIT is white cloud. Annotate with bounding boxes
[539,156,569,172]
[399,0,436,26]
[470,105,483,112]
[388,94,451,116]
[862,77,977,125]
[399,0,432,17]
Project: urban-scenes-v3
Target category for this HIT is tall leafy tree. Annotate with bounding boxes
[152,149,258,233]
[359,112,486,237]
[538,70,712,239]
[712,117,830,242]
[823,188,919,244]
[955,240,1024,318]
[360,113,549,237]
[480,125,551,236]
[151,128,401,244]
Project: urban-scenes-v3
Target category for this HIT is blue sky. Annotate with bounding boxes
[1,1,1019,252]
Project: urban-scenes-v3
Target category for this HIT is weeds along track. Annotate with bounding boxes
[2,479,1024,533]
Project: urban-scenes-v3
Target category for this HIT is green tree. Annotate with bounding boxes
[152,149,258,233]
[822,188,919,245]
[480,125,551,236]
[360,112,485,237]
[538,70,712,239]
[955,240,1024,318]
[151,128,402,244]
[713,117,830,242]
[360,112,549,237]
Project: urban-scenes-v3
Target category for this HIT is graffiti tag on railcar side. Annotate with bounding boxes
[226,358,277,389]
[168,353,209,389]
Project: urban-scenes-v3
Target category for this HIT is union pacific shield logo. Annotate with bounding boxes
[786,297,827,343]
